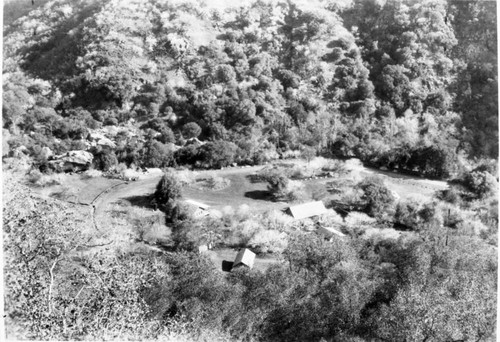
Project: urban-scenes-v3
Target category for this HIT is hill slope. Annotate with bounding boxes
[2,0,497,177]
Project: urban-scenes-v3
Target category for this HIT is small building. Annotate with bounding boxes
[286,201,328,220]
[317,226,346,241]
[233,248,256,269]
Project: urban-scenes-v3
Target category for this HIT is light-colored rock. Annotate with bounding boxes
[97,137,116,149]
[13,145,28,157]
[122,169,140,181]
[41,146,53,159]
[62,150,93,165]
[89,132,106,141]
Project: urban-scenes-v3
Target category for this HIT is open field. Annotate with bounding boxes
[34,174,124,204]
[183,172,289,211]
[29,158,449,267]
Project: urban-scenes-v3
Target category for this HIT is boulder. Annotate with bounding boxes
[97,137,116,149]
[41,146,53,160]
[89,132,106,141]
[13,145,28,157]
[49,150,93,172]
[62,150,93,165]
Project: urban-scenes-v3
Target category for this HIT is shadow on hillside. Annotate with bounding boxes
[122,195,155,209]
[12,1,104,82]
[244,190,271,201]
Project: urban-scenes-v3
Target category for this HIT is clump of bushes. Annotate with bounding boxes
[153,171,183,222]
[128,207,171,245]
[463,169,498,199]
[321,159,349,177]
[193,173,230,191]
[356,176,396,220]
[394,200,422,230]
[435,187,463,205]
[27,169,43,185]
[82,169,103,179]
[27,169,64,187]
[248,229,288,253]
[266,172,307,202]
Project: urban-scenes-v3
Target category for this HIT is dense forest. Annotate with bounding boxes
[2,0,498,341]
[3,0,498,175]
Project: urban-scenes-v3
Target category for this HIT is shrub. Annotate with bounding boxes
[175,169,198,186]
[417,202,443,228]
[235,204,250,218]
[234,219,262,246]
[405,145,456,179]
[248,230,287,253]
[464,170,498,199]
[318,210,344,227]
[435,187,462,205]
[394,200,421,230]
[322,159,349,177]
[174,145,199,165]
[197,141,237,169]
[357,176,396,220]
[260,210,294,231]
[301,146,316,163]
[285,180,308,202]
[26,169,43,185]
[281,150,301,159]
[144,140,174,168]
[290,165,314,179]
[439,204,465,229]
[81,169,103,179]
[457,219,488,237]
[115,162,127,174]
[266,172,289,200]
[93,150,118,171]
[154,172,182,220]
[128,208,170,244]
[206,174,229,190]
[344,211,377,227]
[182,122,202,139]
[154,172,182,205]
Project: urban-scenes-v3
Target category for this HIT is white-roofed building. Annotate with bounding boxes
[286,201,328,220]
[233,248,256,269]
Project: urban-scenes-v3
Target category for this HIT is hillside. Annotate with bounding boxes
[3,0,497,178]
[2,1,498,341]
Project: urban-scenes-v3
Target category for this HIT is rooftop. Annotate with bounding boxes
[287,201,328,220]
[233,248,256,269]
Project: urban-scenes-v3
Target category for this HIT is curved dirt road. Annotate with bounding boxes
[92,162,448,233]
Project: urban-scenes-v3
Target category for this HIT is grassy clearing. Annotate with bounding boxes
[182,172,289,212]
[32,173,123,204]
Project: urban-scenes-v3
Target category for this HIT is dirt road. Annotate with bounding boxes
[92,161,448,234]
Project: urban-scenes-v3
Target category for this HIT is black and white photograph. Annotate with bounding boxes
[2,0,498,340]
